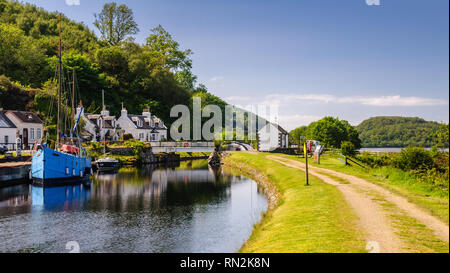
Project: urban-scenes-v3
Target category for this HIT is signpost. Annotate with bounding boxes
[304,141,310,186]
[301,136,310,186]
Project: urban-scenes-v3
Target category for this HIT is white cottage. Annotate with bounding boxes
[257,122,289,152]
[117,107,168,142]
[75,106,119,141]
[0,110,17,150]
[5,110,43,149]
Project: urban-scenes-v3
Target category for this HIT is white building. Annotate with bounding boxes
[257,122,289,152]
[0,110,17,150]
[75,106,119,141]
[117,107,168,142]
[5,110,43,149]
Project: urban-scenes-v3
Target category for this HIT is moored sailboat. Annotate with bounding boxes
[31,14,92,187]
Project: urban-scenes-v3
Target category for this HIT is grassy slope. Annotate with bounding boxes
[225,153,366,253]
[280,154,449,225]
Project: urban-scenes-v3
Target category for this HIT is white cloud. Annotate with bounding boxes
[278,114,323,131]
[243,93,448,107]
[210,76,224,82]
[222,93,448,130]
[225,96,252,103]
[341,96,448,107]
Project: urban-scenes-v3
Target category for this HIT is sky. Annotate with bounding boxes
[24,0,449,130]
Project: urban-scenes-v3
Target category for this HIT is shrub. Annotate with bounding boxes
[341,141,356,157]
[123,133,134,141]
[356,152,393,168]
[393,147,434,171]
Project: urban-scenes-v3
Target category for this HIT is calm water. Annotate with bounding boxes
[0,161,267,253]
[359,147,449,153]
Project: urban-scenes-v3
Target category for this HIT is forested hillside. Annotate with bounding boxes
[0,0,226,128]
[357,117,444,148]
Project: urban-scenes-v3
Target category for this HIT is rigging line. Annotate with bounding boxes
[45,67,58,125]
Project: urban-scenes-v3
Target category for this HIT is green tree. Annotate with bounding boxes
[145,25,193,72]
[308,117,348,148]
[341,141,356,156]
[176,70,197,91]
[430,123,449,148]
[94,2,139,45]
[0,23,48,87]
[289,126,309,145]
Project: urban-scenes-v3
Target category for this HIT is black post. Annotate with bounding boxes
[305,143,310,186]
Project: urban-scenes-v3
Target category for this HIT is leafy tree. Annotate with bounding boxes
[430,123,449,148]
[308,117,348,148]
[145,25,193,72]
[290,117,361,149]
[341,141,356,157]
[289,126,309,145]
[0,23,48,87]
[196,83,208,93]
[94,2,139,45]
[176,70,197,91]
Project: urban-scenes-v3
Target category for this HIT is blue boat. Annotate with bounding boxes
[31,14,92,187]
[31,144,92,187]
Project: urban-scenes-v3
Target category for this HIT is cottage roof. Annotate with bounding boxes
[126,114,167,130]
[84,113,116,129]
[7,111,42,124]
[0,111,16,128]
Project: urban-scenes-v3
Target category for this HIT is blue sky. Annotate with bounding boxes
[25,0,449,130]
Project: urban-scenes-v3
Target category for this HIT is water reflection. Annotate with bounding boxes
[0,160,267,253]
[31,185,91,211]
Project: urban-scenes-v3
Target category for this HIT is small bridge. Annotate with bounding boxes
[149,142,216,153]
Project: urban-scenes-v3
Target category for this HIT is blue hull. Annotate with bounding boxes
[31,147,92,187]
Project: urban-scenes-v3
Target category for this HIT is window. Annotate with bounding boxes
[139,133,144,140]
[30,128,35,140]
[37,129,41,139]
[4,136,8,144]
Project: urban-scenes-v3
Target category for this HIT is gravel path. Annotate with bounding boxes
[268,155,449,253]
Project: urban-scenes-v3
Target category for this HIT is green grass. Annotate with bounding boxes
[177,152,210,158]
[280,153,449,224]
[225,152,366,253]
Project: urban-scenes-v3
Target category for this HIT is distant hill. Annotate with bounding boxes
[357,117,442,148]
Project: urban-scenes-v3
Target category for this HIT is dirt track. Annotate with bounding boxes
[267,155,449,253]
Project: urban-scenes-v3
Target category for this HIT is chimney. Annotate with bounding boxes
[142,108,151,119]
[121,106,128,117]
[101,108,110,117]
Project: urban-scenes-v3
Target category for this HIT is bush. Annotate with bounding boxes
[123,133,134,141]
[393,147,434,171]
[341,141,356,157]
[356,152,393,168]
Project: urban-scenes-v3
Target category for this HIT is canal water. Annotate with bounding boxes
[0,160,267,253]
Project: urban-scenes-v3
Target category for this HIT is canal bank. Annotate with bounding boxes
[90,146,211,166]
[0,162,31,188]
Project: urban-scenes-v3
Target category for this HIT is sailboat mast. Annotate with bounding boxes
[71,68,75,136]
[102,89,106,154]
[56,14,62,149]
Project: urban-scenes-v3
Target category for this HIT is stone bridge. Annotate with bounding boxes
[149,142,216,153]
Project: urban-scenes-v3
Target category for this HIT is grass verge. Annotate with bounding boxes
[224,152,366,253]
